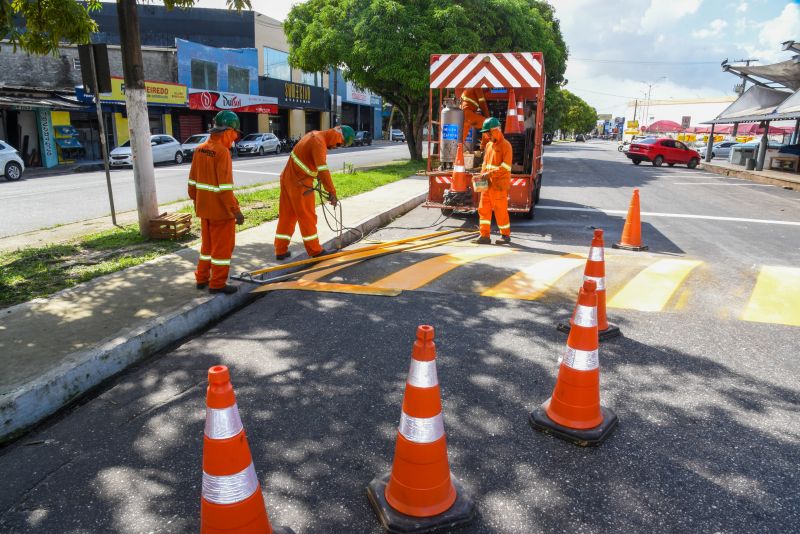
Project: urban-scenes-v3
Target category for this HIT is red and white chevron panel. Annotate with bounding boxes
[430,53,542,89]
[511,178,526,186]
[435,176,453,184]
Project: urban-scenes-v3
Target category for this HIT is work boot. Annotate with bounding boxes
[495,235,511,245]
[209,284,239,295]
[276,251,291,261]
[472,236,491,245]
[196,282,209,290]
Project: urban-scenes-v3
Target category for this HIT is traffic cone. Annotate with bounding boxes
[558,229,621,341]
[517,100,525,132]
[367,325,475,532]
[201,365,294,534]
[530,280,618,447]
[504,89,521,135]
[613,189,649,251]
[450,143,470,193]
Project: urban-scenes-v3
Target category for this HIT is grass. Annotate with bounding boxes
[0,160,421,308]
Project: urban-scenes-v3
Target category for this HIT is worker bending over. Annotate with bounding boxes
[274,125,355,260]
[474,117,512,245]
[459,87,490,144]
[189,111,245,295]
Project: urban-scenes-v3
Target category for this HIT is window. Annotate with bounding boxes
[301,71,321,86]
[191,59,218,90]
[228,66,250,94]
[72,57,81,70]
[265,48,290,81]
[676,141,688,150]
[661,140,675,148]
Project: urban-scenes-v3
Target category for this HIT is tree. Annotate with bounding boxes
[560,90,597,136]
[285,0,567,160]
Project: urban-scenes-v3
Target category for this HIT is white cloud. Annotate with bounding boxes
[691,19,728,39]
[736,2,748,13]
[640,0,703,32]
[744,2,800,62]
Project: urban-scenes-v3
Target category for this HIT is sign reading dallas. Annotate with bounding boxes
[260,77,329,110]
[188,89,278,114]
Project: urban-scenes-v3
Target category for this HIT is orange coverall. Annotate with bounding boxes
[274,129,343,257]
[188,131,241,289]
[459,87,490,143]
[478,132,513,238]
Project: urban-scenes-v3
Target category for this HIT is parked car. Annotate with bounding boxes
[110,135,183,167]
[390,129,405,142]
[698,140,739,160]
[543,132,554,145]
[180,133,210,161]
[0,140,25,181]
[575,134,586,142]
[625,137,701,168]
[236,133,280,156]
[353,130,373,146]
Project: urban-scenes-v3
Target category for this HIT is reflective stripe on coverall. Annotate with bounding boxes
[478,130,513,238]
[274,129,342,257]
[459,88,490,143]
[188,131,241,288]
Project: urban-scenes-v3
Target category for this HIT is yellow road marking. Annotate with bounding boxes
[482,254,585,300]
[741,266,800,327]
[253,280,401,296]
[370,247,514,290]
[608,258,702,312]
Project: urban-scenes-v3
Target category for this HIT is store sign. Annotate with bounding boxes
[260,77,328,110]
[346,82,371,104]
[188,89,278,114]
[681,115,691,129]
[36,109,58,169]
[627,120,639,129]
[101,77,187,106]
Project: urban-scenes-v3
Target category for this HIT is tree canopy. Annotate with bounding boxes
[543,88,597,136]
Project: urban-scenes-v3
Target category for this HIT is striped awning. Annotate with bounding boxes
[430,53,543,89]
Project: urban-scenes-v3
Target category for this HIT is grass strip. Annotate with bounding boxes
[0,160,420,308]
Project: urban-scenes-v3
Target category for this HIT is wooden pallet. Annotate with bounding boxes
[149,212,192,240]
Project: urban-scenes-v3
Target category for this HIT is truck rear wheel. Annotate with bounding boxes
[441,208,454,217]
[522,188,535,220]
[534,174,542,204]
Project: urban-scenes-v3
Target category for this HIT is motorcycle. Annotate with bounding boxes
[618,140,630,152]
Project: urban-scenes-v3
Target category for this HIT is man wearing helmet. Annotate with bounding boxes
[273,124,355,260]
[474,117,513,245]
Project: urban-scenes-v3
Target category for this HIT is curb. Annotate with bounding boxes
[699,162,800,191]
[1,188,427,442]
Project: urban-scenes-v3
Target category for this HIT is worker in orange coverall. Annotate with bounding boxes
[474,117,512,245]
[188,110,245,295]
[273,125,355,260]
[459,87,490,143]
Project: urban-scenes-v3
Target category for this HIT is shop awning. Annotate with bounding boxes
[704,85,793,124]
[724,59,800,90]
[0,93,89,111]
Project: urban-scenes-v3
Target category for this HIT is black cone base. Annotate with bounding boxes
[272,528,296,534]
[367,473,475,533]
[612,243,648,251]
[530,404,618,447]
[557,322,622,341]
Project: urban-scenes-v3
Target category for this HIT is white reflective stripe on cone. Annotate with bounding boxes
[573,304,598,327]
[202,462,259,505]
[407,359,438,388]
[205,404,244,440]
[588,246,604,262]
[399,412,445,443]
[584,275,606,291]
[453,165,465,172]
[562,347,599,371]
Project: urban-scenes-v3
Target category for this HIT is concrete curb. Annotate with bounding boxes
[699,162,800,191]
[1,188,427,442]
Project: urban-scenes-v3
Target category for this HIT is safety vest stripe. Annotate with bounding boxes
[407,359,438,388]
[561,347,599,371]
[199,254,212,261]
[204,404,244,440]
[194,182,235,193]
[302,234,318,242]
[202,462,259,505]
[584,275,606,291]
[573,304,598,328]
[218,184,234,191]
[485,164,499,170]
[479,219,491,226]
[498,223,511,229]
[500,162,512,171]
[291,151,318,177]
[399,412,445,443]
[478,97,486,101]
[462,95,479,108]
[211,258,231,266]
[275,234,292,241]
[188,179,197,186]
[317,164,329,172]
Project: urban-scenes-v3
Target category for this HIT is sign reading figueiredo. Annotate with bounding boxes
[188,89,278,114]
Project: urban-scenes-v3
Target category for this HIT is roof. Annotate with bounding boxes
[644,120,683,132]
[0,93,88,111]
[725,59,800,91]
[704,85,793,124]
[429,53,543,89]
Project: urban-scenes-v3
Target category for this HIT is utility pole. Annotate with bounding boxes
[87,47,117,226]
[117,0,158,238]
[632,99,638,122]
[332,66,338,127]
[732,58,758,94]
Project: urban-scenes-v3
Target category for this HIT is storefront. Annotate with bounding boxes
[332,76,383,138]
[259,77,330,138]
[185,89,277,137]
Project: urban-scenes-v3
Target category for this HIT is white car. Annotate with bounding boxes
[181,133,210,161]
[236,133,280,156]
[0,140,25,181]
[698,141,739,160]
[109,135,183,167]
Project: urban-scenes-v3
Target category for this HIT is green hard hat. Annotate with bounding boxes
[480,117,501,132]
[210,110,241,133]
[339,125,356,147]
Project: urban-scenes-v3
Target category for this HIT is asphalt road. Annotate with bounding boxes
[1,140,798,533]
[0,142,411,237]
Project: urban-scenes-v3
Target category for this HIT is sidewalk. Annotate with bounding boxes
[700,160,800,191]
[0,176,428,441]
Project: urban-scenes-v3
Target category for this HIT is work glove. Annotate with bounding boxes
[329,194,338,207]
[235,212,245,225]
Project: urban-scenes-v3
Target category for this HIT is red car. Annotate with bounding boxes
[625,137,701,168]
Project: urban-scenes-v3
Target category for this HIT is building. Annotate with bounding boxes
[330,70,383,139]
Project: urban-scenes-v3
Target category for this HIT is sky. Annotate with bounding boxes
[193,0,800,116]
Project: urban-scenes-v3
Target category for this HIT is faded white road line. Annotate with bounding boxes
[537,205,800,226]
[671,182,774,186]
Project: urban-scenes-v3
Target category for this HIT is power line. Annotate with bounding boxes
[569,87,641,99]
[570,57,718,65]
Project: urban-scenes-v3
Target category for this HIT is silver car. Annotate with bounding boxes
[109,135,183,167]
[236,133,280,156]
[0,140,25,181]
[181,133,210,161]
[698,141,738,160]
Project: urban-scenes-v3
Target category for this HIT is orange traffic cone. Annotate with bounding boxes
[558,229,621,340]
[450,143,470,193]
[504,89,521,135]
[517,100,525,132]
[367,325,475,531]
[531,280,618,446]
[613,189,648,251]
[201,365,294,534]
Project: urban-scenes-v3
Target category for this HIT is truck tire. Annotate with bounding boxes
[522,189,535,220]
[534,174,542,204]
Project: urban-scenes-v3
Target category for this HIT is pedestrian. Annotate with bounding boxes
[188,110,245,295]
[474,117,512,245]
[273,125,355,260]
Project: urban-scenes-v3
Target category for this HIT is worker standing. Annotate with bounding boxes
[188,110,245,295]
[459,87,490,144]
[274,125,355,260]
[474,117,512,245]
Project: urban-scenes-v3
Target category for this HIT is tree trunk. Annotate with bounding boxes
[117,0,158,238]
[402,101,428,161]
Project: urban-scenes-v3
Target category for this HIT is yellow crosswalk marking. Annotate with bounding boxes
[741,266,800,327]
[370,247,514,290]
[608,258,702,312]
[482,254,585,300]
[253,279,401,296]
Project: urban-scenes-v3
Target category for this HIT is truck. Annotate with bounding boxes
[423,52,546,219]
